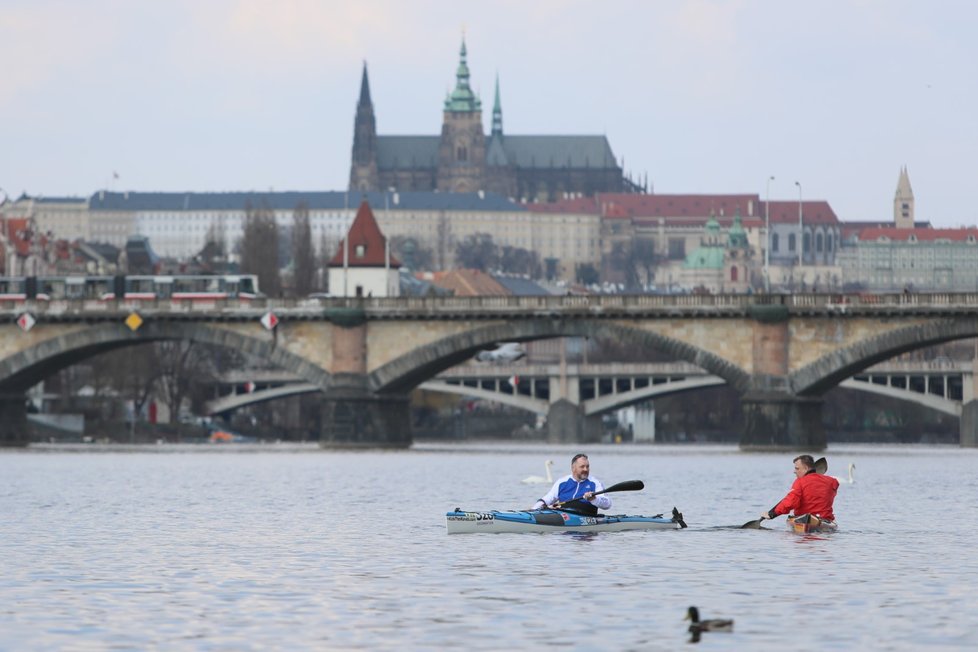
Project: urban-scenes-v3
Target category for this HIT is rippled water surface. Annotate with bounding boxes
[2,443,977,650]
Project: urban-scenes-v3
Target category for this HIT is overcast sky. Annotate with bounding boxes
[2,0,976,226]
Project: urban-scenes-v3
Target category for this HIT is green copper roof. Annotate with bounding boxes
[684,245,725,269]
[684,213,726,269]
[491,74,503,136]
[444,37,482,113]
[728,210,748,248]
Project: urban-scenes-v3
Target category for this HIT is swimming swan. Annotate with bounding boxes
[521,460,554,484]
[830,462,856,485]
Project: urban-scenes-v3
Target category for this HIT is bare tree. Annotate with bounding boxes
[291,202,315,297]
[606,241,641,289]
[629,238,662,289]
[239,200,281,296]
[390,235,434,271]
[319,231,334,293]
[435,212,453,269]
[88,345,160,434]
[499,245,542,278]
[154,341,222,424]
[576,262,600,285]
[455,233,499,271]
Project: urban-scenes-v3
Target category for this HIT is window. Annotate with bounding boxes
[803,233,811,253]
[772,233,779,252]
[456,146,467,162]
[730,266,739,282]
[355,245,365,257]
[788,233,796,252]
[668,238,686,260]
[816,232,823,253]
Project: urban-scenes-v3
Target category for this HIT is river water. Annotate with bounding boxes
[2,442,977,651]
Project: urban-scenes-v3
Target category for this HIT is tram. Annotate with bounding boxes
[0,275,261,302]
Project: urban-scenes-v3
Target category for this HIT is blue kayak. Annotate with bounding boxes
[446,507,687,534]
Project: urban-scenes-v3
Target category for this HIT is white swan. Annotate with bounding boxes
[830,463,856,485]
[521,460,554,484]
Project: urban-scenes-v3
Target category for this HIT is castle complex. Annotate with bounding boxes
[349,39,644,202]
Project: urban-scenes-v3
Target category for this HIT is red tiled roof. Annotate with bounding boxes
[763,200,839,225]
[594,193,763,219]
[328,201,401,268]
[841,221,932,238]
[420,269,509,296]
[855,227,978,242]
[526,193,839,228]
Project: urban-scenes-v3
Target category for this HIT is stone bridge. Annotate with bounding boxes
[3,292,978,449]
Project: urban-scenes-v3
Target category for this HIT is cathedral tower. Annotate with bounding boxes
[437,38,487,193]
[894,165,914,229]
[350,63,379,191]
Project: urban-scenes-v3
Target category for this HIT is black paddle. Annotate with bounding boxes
[552,479,645,508]
[741,458,826,529]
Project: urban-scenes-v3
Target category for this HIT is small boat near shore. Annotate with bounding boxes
[787,513,838,534]
[446,506,687,534]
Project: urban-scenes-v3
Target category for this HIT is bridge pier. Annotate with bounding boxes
[546,399,602,444]
[0,393,30,447]
[740,393,826,451]
[960,400,978,447]
[319,374,411,448]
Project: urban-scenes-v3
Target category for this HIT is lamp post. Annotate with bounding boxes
[794,181,803,270]
[764,176,774,292]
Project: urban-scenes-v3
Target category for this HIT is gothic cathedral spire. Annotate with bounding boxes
[894,165,914,228]
[349,61,379,191]
[491,74,503,137]
[437,36,486,192]
[444,37,481,113]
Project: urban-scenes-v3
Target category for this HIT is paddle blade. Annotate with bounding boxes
[741,519,764,529]
[672,506,688,528]
[815,457,828,475]
[603,480,644,493]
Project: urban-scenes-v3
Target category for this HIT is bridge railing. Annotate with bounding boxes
[8,292,978,318]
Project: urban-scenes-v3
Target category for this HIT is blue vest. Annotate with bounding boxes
[557,478,597,503]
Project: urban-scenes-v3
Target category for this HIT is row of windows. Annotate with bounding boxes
[771,232,837,254]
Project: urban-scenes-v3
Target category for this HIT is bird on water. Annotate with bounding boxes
[685,606,733,643]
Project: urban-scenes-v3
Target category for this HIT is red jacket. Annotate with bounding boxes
[770,471,839,522]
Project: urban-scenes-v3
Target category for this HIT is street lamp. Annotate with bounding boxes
[764,176,774,292]
[794,181,803,269]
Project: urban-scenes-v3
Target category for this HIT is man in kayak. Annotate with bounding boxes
[531,453,612,515]
[759,454,839,523]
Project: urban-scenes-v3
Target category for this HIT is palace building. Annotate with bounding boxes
[349,39,644,202]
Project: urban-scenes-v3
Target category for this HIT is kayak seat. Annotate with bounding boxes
[533,512,567,526]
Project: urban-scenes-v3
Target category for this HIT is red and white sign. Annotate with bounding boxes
[245,381,256,393]
[508,375,520,388]
[17,313,36,332]
[260,311,279,330]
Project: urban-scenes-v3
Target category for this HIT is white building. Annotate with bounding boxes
[327,201,400,297]
[74,190,600,280]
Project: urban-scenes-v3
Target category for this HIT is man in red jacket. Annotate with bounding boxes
[760,454,839,523]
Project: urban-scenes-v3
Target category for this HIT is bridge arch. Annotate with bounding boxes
[791,318,976,396]
[837,379,961,417]
[0,322,332,392]
[369,320,749,394]
[418,375,728,417]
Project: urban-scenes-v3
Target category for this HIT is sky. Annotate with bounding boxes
[2,0,977,227]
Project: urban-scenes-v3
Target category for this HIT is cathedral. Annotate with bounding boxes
[349,39,644,202]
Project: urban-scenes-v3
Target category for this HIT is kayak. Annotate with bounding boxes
[446,507,687,534]
[787,513,838,534]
